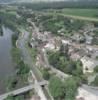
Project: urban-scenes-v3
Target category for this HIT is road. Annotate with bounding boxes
[17,29,43,81]
[42,48,69,79]
[17,29,48,100]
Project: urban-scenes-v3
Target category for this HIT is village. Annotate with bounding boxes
[28,14,98,100]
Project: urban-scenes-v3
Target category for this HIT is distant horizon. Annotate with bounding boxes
[0,0,97,3]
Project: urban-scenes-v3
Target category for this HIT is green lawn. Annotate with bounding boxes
[62,9,98,18]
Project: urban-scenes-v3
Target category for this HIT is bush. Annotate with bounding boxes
[92,75,98,86]
[11,47,21,64]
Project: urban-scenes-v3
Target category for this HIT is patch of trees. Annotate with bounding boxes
[49,76,80,100]
[92,37,98,45]
[0,11,27,32]
[17,1,98,11]
[11,47,21,64]
[42,68,50,80]
[38,15,84,34]
[16,60,30,77]
[0,11,17,30]
[42,18,62,34]
[10,47,30,90]
[16,11,29,26]
[47,44,88,84]
[11,47,30,77]
[47,50,83,76]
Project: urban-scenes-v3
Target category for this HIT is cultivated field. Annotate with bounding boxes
[62,9,98,18]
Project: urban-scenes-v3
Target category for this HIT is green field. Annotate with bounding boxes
[44,9,98,22]
[62,9,98,18]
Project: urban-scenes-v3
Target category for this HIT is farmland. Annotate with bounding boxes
[61,9,98,18]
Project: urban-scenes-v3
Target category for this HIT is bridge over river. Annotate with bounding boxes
[0,80,47,100]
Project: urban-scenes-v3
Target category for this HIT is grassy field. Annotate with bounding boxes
[43,9,98,22]
[62,9,98,18]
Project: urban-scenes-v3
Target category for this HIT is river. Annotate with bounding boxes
[0,27,15,94]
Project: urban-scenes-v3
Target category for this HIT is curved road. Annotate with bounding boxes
[17,29,48,100]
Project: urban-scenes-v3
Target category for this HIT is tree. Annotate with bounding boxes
[47,51,60,68]
[65,77,80,100]
[42,69,50,80]
[47,51,83,77]
[17,60,30,76]
[72,60,83,76]
[94,66,98,72]
[11,47,21,64]
[65,61,76,74]
[49,77,66,100]
[60,43,68,57]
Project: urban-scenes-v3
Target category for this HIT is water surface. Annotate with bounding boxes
[0,27,15,94]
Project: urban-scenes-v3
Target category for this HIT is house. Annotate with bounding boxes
[44,42,56,50]
[70,53,81,61]
[71,33,85,43]
[44,37,60,51]
[81,56,96,73]
[61,39,71,45]
[85,35,93,44]
[68,45,85,61]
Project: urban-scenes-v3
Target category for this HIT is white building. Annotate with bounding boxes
[76,85,98,100]
[81,56,95,73]
[61,39,71,45]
